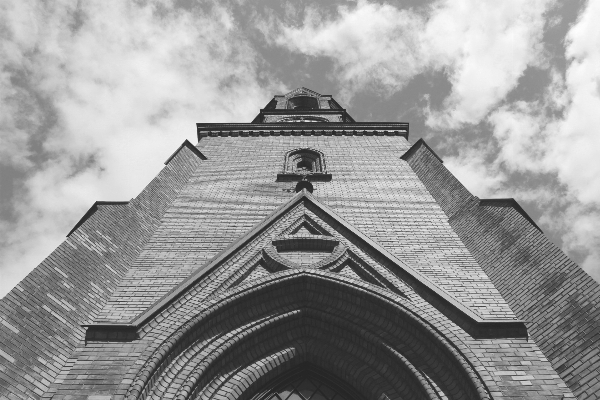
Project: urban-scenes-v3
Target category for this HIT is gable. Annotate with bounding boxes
[284,87,322,99]
[85,190,527,340]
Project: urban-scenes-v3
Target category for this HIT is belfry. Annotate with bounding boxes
[1,88,599,400]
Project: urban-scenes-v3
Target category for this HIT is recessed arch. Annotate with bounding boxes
[277,148,331,182]
[121,271,491,400]
[286,149,326,174]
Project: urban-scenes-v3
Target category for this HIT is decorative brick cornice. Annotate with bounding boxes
[277,173,332,182]
[252,109,356,123]
[196,123,409,141]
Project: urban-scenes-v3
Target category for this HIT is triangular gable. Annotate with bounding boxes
[280,213,332,236]
[86,191,525,338]
[284,87,322,99]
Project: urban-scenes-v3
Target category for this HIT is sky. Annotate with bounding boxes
[1,0,599,297]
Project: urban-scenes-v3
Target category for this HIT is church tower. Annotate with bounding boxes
[1,88,599,400]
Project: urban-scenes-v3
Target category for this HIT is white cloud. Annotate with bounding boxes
[424,0,551,127]
[452,0,600,281]
[0,0,281,297]
[444,144,507,198]
[487,100,549,173]
[537,0,600,279]
[1,0,599,298]
[273,1,426,101]
[272,0,552,125]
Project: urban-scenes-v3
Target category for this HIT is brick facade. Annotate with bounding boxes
[402,139,600,399]
[1,88,595,399]
[0,144,203,399]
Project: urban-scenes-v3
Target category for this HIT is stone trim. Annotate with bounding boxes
[263,237,346,270]
[283,87,323,99]
[272,234,339,251]
[400,138,443,163]
[164,139,207,164]
[66,201,129,237]
[277,173,332,182]
[479,198,543,233]
[277,147,332,182]
[83,324,138,341]
[255,108,355,122]
[197,123,409,140]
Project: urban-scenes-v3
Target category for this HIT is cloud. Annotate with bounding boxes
[443,146,507,198]
[424,0,552,127]
[270,0,600,281]
[1,0,598,299]
[272,1,427,101]
[0,0,281,297]
[452,0,600,281]
[270,0,552,125]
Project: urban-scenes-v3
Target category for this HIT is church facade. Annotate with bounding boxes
[1,88,599,400]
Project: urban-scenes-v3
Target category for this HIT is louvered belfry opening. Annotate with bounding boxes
[287,95,319,110]
[290,151,321,174]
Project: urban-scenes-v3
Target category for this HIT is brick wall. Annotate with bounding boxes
[0,145,203,400]
[96,134,514,324]
[3,130,588,399]
[42,133,570,399]
[403,139,600,399]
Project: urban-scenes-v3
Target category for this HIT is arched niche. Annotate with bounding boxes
[277,149,332,182]
[122,272,491,400]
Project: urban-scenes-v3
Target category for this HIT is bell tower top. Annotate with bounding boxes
[197,86,409,139]
[251,87,355,123]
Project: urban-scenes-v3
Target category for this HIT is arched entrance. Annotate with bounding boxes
[123,271,491,400]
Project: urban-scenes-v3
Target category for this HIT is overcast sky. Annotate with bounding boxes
[1,0,599,297]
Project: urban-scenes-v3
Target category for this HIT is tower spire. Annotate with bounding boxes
[251,87,355,123]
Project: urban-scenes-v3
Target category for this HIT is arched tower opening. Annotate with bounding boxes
[287,96,319,110]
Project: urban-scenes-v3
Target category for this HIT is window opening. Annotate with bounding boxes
[297,160,313,172]
[287,96,319,110]
[277,148,332,186]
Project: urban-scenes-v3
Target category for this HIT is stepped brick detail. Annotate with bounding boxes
[0,145,203,399]
[402,138,600,399]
